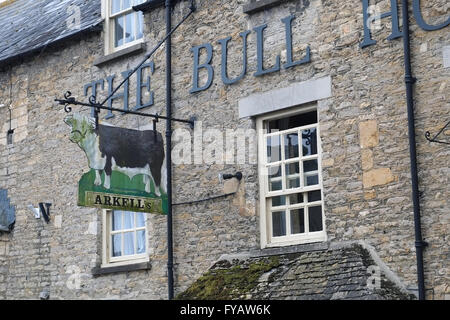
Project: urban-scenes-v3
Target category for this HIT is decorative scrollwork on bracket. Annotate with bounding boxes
[425,120,450,145]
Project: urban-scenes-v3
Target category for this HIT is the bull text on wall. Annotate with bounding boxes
[83,2,449,115]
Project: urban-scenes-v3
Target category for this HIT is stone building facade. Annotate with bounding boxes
[0,0,448,300]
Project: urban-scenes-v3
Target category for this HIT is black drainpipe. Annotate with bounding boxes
[401,0,427,300]
[165,0,175,300]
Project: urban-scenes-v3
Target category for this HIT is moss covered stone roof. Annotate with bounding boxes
[176,243,415,300]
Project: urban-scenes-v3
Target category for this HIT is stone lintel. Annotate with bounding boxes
[238,76,332,118]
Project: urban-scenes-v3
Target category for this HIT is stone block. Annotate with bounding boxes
[363,168,395,189]
[359,120,379,149]
[361,149,373,171]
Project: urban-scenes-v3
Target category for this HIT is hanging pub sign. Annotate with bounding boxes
[64,113,168,214]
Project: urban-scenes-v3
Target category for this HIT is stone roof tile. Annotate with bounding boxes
[0,0,102,65]
[176,244,416,300]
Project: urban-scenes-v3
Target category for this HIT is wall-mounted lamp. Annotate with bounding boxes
[219,171,243,183]
[27,203,51,224]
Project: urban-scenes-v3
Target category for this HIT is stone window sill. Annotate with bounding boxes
[91,261,151,277]
[93,42,146,67]
[243,0,286,14]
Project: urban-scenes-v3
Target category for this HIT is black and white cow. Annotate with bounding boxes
[64,113,166,196]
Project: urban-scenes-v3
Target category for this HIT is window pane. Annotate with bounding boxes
[308,206,323,232]
[123,0,131,10]
[112,234,122,257]
[307,190,321,202]
[284,132,299,159]
[267,135,281,163]
[134,0,146,4]
[289,193,303,204]
[302,128,317,156]
[137,230,146,254]
[268,165,282,191]
[272,211,286,237]
[271,195,286,207]
[136,212,145,228]
[136,12,143,40]
[112,211,122,231]
[290,209,305,234]
[123,232,134,255]
[285,162,300,189]
[123,211,134,229]
[115,16,124,47]
[267,110,317,134]
[303,159,319,186]
[111,0,121,14]
[125,13,135,44]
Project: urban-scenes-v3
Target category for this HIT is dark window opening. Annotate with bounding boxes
[267,110,317,134]
[7,130,13,145]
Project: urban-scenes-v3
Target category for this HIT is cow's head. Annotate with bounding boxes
[64,113,96,144]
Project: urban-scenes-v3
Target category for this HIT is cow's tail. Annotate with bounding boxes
[160,157,167,195]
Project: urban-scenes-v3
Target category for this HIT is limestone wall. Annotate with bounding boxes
[0,0,448,299]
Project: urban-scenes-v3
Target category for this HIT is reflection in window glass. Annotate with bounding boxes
[289,193,304,204]
[267,135,281,163]
[284,133,299,159]
[285,162,300,189]
[268,165,282,191]
[115,16,124,47]
[302,128,317,156]
[303,159,319,186]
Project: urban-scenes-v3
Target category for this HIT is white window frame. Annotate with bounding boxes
[102,0,145,55]
[257,104,327,248]
[102,209,149,267]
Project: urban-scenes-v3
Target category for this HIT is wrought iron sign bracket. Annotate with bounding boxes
[425,120,450,145]
[55,1,197,129]
[55,92,195,129]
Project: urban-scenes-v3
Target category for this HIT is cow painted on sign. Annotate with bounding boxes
[64,113,166,196]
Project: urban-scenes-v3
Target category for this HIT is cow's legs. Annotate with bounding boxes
[104,174,111,189]
[144,174,160,196]
[94,170,102,185]
[103,157,112,190]
[143,175,150,193]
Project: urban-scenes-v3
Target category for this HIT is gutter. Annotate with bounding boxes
[133,0,180,13]
[165,0,174,301]
[401,0,427,300]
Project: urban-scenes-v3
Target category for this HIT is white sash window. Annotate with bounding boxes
[102,210,149,266]
[257,105,326,248]
[103,0,146,54]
